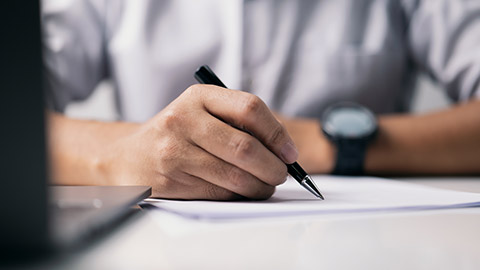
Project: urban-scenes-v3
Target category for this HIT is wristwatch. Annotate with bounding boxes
[321,102,378,175]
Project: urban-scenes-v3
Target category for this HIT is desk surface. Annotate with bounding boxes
[38,177,480,270]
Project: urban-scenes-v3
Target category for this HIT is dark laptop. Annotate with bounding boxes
[0,1,151,259]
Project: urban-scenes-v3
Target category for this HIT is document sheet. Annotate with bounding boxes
[145,176,480,220]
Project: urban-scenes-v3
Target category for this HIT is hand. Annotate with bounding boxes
[102,85,298,200]
[273,113,335,174]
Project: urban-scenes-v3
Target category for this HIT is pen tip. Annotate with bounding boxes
[300,175,325,200]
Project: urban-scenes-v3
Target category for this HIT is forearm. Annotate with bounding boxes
[47,85,294,200]
[47,111,139,185]
[365,99,480,175]
[279,99,480,176]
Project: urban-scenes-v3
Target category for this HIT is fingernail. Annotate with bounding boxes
[281,141,298,164]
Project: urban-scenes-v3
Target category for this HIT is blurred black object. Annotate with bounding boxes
[0,0,50,259]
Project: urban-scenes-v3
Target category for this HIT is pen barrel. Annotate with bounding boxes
[287,162,307,183]
[194,66,227,88]
[195,65,310,185]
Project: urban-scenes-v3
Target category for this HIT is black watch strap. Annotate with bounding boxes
[332,139,367,176]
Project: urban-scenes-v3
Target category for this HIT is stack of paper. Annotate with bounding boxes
[145,176,480,220]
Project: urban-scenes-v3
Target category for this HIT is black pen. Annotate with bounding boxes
[194,65,324,200]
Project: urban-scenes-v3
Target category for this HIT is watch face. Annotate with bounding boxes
[323,104,376,139]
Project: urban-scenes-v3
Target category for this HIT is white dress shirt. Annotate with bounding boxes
[42,0,480,122]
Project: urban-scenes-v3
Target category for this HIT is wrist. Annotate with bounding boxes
[321,102,378,176]
[96,121,141,186]
[294,120,335,174]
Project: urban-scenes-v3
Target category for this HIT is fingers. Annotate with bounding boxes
[152,173,241,201]
[147,85,297,200]
[182,145,276,200]
[190,85,299,164]
[188,111,288,187]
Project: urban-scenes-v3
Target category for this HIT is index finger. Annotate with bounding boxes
[195,85,299,164]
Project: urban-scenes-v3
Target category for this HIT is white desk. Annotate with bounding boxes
[42,177,480,270]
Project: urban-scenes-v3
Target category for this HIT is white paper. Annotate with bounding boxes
[144,176,480,220]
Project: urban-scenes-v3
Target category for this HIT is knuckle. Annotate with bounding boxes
[156,139,184,175]
[204,184,235,200]
[225,166,248,190]
[203,119,218,137]
[230,135,256,160]
[266,124,286,147]
[184,84,201,96]
[161,109,181,130]
[205,184,219,199]
[240,95,264,120]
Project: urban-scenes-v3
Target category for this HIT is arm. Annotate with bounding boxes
[48,85,298,200]
[284,0,480,176]
[47,111,139,186]
[366,99,480,175]
[278,99,480,175]
[43,2,299,200]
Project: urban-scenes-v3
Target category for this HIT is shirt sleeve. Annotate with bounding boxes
[406,0,480,102]
[41,0,108,112]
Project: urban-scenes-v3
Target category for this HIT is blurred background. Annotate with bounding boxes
[66,74,451,121]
